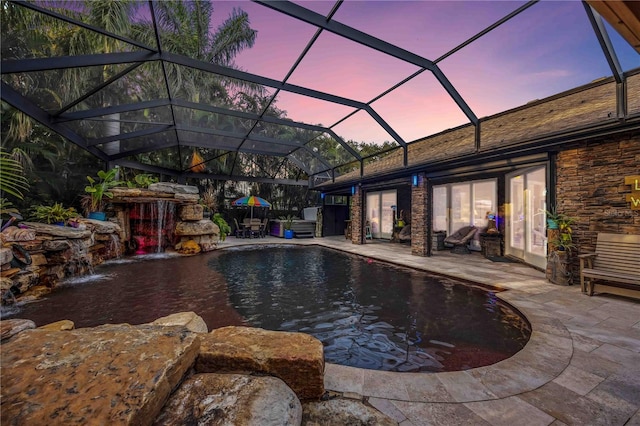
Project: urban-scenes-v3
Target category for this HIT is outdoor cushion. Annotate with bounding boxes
[444,226,477,245]
[398,225,411,241]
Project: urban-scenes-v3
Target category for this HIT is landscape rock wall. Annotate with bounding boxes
[0,219,122,304]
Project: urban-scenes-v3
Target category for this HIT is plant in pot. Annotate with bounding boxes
[83,168,123,220]
[549,214,575,252]
[31,202,78,225]
[544,206,563,230]
[212,213,231,241]
[546,213,576,285]
[279,214,295,239]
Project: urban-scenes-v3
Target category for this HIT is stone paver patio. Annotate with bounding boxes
[221,236,640,425]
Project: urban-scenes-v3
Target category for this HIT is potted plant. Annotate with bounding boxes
[546,212,576,285]
[212,213,231,241]
[544,206,563,230]
[279,214,295,239]
[83,168,123,220]
[549,214,575,252]
[31,202,78,225]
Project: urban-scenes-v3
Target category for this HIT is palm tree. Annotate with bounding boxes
[130,1,261,172]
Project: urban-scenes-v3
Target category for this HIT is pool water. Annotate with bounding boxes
[2,245,530,372]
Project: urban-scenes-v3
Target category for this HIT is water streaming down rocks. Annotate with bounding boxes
[0,220,122,307]
[130,200,177,254]
[1,184,222,307]
[65,239,94,277]
[107,234,122,259]
[110,184,219,255]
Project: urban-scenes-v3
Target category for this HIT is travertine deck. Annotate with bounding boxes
[221,236,640,425]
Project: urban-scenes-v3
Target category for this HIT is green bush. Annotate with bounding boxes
[126,173,158,188]
[212,213,231,241]
[31,202,78,224]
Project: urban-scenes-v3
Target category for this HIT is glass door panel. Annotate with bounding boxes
[451,183,471,232]
[366,193,380,238]
[433,180,496,238]
[508,175,525,256]
[380,191,397,238]
[506,166,547,269]
[433,186,448,232]
[366,190,397,239]
[473,181,496,229]
[525,167,547,266]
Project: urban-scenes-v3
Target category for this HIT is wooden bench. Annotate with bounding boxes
[579,233,640,300]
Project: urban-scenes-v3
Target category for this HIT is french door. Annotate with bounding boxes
[366,190,396,239]
[432,179,497,237]
[506,166,547,269]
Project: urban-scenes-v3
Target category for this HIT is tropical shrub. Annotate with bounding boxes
[126,173,158,188]
[84,168,123,213]
[31,202,78,224]
[279,214,295,230]
[212,213,231,241]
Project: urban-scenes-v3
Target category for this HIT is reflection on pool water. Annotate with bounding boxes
[2,245,530,372]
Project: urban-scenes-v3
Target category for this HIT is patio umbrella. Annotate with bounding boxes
[231,196,272,219]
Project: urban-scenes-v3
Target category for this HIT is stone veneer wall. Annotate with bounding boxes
[350,186,363,244]
[411,173,428,256]
[555,134,640,278]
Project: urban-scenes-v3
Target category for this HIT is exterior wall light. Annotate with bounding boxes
[412,174,418,186]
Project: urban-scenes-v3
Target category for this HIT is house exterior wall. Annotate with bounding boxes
[555,134,640,278]
[340,72,639,276]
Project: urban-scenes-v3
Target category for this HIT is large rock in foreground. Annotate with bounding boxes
[302,399,398,426]
[0,318,35,342]
[196,326,325,400]
[151,311,208,333]
[1,324,200,426]
[155,373,302,425]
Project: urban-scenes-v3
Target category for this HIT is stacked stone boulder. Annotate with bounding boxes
[0,219,121,304]
[174,203,219,254]
[110,183,220,254]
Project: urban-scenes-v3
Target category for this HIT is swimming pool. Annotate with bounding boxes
[2,245,530,372]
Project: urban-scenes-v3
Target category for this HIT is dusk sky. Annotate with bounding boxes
[208,1,639,146]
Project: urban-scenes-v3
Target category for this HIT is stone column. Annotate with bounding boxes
[411,173,428,256]
[350,186,363,245]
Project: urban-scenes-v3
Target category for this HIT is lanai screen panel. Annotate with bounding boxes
[1,0,638,185]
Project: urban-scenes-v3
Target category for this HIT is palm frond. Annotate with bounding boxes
[0,150,30,199]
